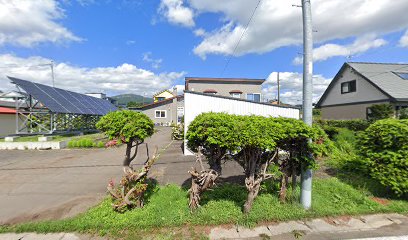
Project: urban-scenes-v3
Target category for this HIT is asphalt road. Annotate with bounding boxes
[0,126,245,225]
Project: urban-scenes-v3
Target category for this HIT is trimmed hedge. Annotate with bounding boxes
[67,138,105,148]
[315,119,370,132]
[357,119,408,196]
[187,113,333,170]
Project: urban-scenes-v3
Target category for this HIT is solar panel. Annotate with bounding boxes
[9,77,117,115]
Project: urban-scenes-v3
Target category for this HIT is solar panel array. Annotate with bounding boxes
[9,77,117,115]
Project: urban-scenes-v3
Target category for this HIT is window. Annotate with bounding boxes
[247,93,261,102]
[157,97,166,101]
[155,110,166,118]
[395,72,408,80]
[230,93,241,98]
[203,89,217,94]
[341,80,356,94]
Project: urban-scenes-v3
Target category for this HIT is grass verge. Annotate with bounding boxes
[1,177,407,238]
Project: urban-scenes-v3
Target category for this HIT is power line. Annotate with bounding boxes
[0,63,53,69]
[220,0,262,76]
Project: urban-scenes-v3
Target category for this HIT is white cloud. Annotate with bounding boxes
[142,52,163,69]
[193,28,206,37]
[171,84,185,95]
[262,72,331,105]
[0,54,185,96]
[400,30,408,47]
[293,35,387,64]
[0,0,82,47]
[158,0,195,27]
[185,0,408,59]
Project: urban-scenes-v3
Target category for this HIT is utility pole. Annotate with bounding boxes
[301,0,313,210]
[277,72,280,105]
[38,61,55,87]
[50,61,55,87]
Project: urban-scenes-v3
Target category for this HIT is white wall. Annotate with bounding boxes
[184,92,300,155]
[0,114,16,137]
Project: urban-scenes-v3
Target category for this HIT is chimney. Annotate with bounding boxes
[173,86,177,97]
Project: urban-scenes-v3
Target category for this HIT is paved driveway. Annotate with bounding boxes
[0,127,174,225]
[0,127,244,225]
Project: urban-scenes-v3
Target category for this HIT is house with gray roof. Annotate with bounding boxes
[316,62,408,120]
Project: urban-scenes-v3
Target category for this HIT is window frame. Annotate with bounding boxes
[341,80,357,94]
[394,72,408,80]
[230,93,241,98]
[246,93,261,102]
[155,110,166,119]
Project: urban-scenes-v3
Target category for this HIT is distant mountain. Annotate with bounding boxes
[111,94,153,106]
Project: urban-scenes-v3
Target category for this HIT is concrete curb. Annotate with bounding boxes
[209,213,408,240]
[0,213,406,240]
[0,141,67,150]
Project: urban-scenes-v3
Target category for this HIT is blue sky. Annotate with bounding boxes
[0,0,408,104]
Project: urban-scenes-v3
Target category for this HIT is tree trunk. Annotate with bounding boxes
[123,142,133,167]
[107,145,158,212]
[279,174,289,203]
[244,179,260,214]
[188,169,218,211]
[292,168,297,190]
[209,159,222,175]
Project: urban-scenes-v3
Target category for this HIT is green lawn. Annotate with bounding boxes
[1,177,407,238]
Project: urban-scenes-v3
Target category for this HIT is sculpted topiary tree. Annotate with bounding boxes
[232,115,285,212]
[273,118,319,202]
[96,110,155,211]
[186,113,321,213]
[187,112,239,174]
[186,112,240,210]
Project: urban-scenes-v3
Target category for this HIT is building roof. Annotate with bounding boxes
[153,89,174,98]
[348,62,408,100]
[134,95,184,110]
[0,107,16,114]
[0,91,27,99]
[316,62,408,107]
[185,77,265,90]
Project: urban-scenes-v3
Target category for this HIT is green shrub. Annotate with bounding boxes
[186,112,241,173]
[67,138,99,148]
[96,110,154,142]
[367,104,394,121]
[171,124,184,140]
[312,125,335,158]
[186,113,329,212]
[357,119,408,196]
[96,110,154,167]
[326,129,362,172]
[96,141,105,148]
[320,125,340,139]
[399,108,408,119]
[315,119,370,132]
